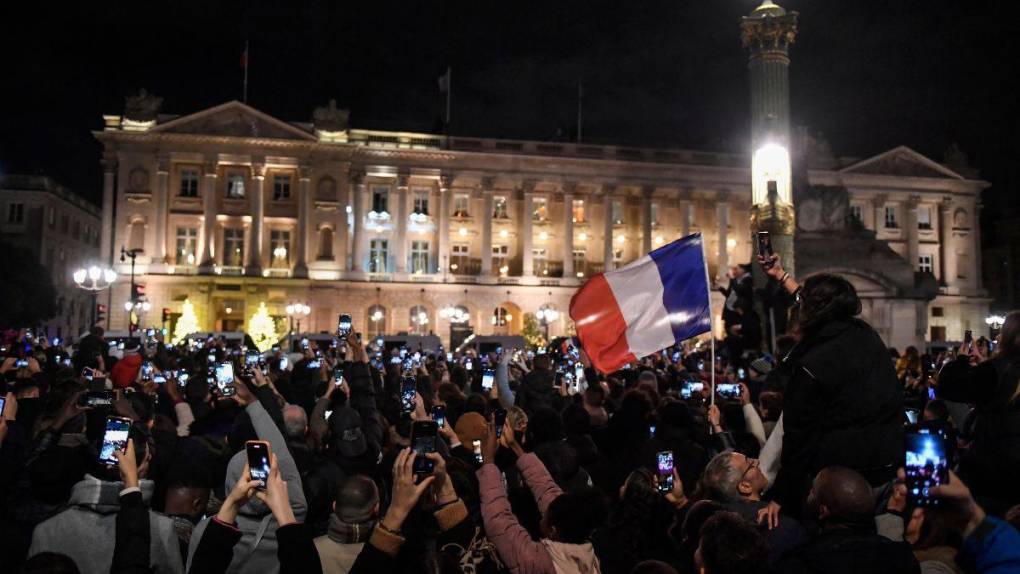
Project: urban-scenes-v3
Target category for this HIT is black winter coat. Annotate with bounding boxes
[771,319,903,513]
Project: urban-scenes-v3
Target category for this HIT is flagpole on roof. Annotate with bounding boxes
[242,40,249,104]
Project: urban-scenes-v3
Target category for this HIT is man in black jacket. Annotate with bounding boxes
[758,256,904,517]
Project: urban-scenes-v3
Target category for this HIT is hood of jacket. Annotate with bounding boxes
[540,539,602,574]
[69,474,155,515]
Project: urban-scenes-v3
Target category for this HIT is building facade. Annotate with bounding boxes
[0,174,102,338]
[93,98,988,350]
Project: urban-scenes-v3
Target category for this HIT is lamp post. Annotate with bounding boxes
[985,314,1006,342]
[286,303,311,335]
[535,297,560,343]
[120,247,143,336]
[73,265,117,328]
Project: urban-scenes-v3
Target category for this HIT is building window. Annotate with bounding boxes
[917,206,932,230]
[227,173,246,199]
[532,247,549,276]
[7,203,24,224]
[409,305,429,334]
[918,254,933,273]
[612,200,623,225]
[650,202,660,226]
[223,228,245,267]
[270,230,290,267]
[317,227,334,260]
[931,306,944,318]
[369,239,389,273]
[572,199,586,224]
[492,307,512,328]
[273,175,291,200]
[930,326,946,342]
[176,227,198,265]
[850,204,863,222]
[532,197,548,222]
[572,248,586,275]
[179,169,199,197]
[412,190,429,215]
[410,240,430,274]
[453,194,470,217]
[492,244,509,274]
[493,195,509,219]
[884,205,898,228]
[371,186,389,214]
[48,207,55,228]
[450,243,469,273]
[367,305,386,339]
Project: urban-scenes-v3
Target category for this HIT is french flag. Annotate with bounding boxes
[570,233,712,373]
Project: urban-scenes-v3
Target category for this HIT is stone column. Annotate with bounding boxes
[349,168,366,273]
[481,180,494,276]
[603,185,615,272]
[906,195,920,270]
[716,200,730,284]
[872,194,887,232]
[680,199,693,238]
[437,174,452,274]
[522,184,535,277]
[100,155,117,264]
[562,185,575,279]
[939,199,956,288]
[395,174,409,274]
[154,156,169,264]
[246,162,265,275]
[641,186,654,254]
[294,165,311,278]
[199,159,218,272]
[973,200,983,290]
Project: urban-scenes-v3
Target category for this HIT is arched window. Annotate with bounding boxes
[317,227,334,260]
[409,305,429,335]
[367,305,386,339]
[492,306,512,333]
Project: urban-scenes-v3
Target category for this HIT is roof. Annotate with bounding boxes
[0,174,101,215]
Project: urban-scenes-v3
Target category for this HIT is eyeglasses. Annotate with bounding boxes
[739,457,760,483]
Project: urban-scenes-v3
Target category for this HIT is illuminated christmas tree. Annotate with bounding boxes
[172,299,200,345]
[522,312,546,349]
[248,302,280,352]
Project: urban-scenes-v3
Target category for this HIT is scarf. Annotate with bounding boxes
[326,513,376,545]
[69,474,155,515]
[540,539,602,574]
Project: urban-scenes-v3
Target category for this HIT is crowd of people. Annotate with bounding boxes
[1,253,1019,574]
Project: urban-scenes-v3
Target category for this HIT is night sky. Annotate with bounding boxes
[2,0,1017,239]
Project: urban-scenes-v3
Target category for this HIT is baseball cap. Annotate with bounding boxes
[330,406,367,458]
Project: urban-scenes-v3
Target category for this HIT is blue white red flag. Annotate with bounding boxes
[569,233,712,373]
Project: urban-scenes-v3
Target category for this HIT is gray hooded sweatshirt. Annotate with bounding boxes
[186,401,307,574]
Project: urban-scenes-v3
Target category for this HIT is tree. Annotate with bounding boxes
[0,241,57,329]
[172,299,200,345]
[522,312,546,349]
[248,301,280,352]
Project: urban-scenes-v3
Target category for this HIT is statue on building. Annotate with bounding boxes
[123,89,163,122]
[313,99,350,132]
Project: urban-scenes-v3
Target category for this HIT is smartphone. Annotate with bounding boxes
[656,451,675,494]
[0,395,6,418]
[493,408,508,439]
[246,440,271,490]
[99,416,132,466]
[563,371,575,391]
[399,347,408,359]
[307,359,321,369]
[575,362,585,382]
[176,370,190,387]
[337,313,352,337]
[333,367,344,386]
[432,405,446,428]
[464,359,473,371]
[481,368,495,391]
[15,359,28,369]
[301,337,309,349]
[928,386,936,401]
[904,408,919,425]
[472,439,484,464]
[964,330,973,345]
[401,377,416,413]
[717,383,741,399]
[52,337,61,346]
[757,231,774,267]
[82,367,96,381]
[904,428,949,507]
[215,362,235,397]
[152,373,167,385]
[79,390,114,407]
[279,357,289,370]
[446,352,453,362]
[737,368,747,381]
[140,361,154,382]
[411,420,438,476]
[697,361,705,372]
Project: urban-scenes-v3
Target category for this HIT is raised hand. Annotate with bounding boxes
[255,453,296,527]
[382,448,436,533]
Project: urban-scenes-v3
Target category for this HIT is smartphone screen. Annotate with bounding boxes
[0,396,6,418]
[246,441,271,490]
[338,313,352,337]
[464,359,472,371]
[215,362,235,397]
[401,378,416,413]
[905,409,919,425]
[964,330,973,344]
[649,424,657,437]
[905,428,949,507]
[575,362,585,382]
[446,352,453,362]
[717,383,741,399]
[657,451,675,493]
[82,367,96,381]
[472,440,483,464]
[737,368,746,380]
[432,405,446,428]
[757,231,774,266]
[493,408,508,439]
[140,361,154,381]
[333,367,344,386]
[99,416,132,466]
[481,368,495,391]
[411,421,438,475]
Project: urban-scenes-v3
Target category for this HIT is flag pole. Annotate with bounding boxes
[242,40,249,104]
[577,79,583,143]
[698,232,716,406]
[445,66,452,130]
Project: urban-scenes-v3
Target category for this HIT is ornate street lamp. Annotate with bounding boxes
[73,265,117,327]
[286,302,311,334]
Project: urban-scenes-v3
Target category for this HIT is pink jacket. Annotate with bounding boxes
[477,453,601,574]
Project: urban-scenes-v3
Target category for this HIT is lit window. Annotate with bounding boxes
[493,307,512,328]
[176,227,198,265]
[451,243,470,273]
[612,200,623,225]
[532,247,549,276]
[412,190,429,215]
[493,196,509,219]
[572,199,585,223]
[270,230,290,266]
[453,194,470,217]
[273,175,292,200]
[572,248,586,273]
[917,206,932,230]
[492,244,509,274]
[850,205,863,222]
[227,174,246,199]
[179,169,199,197]
[410,240,430,273]
[223,229,244,267]
[366,305,386,338]
[409,305,429,334]
[918,254,933,273]
[369,239,389,273]
[532,197,548,222]
[650,201,659,226]
[884,205,898,228]
[371,186,389,214]
[7,203,24,224]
